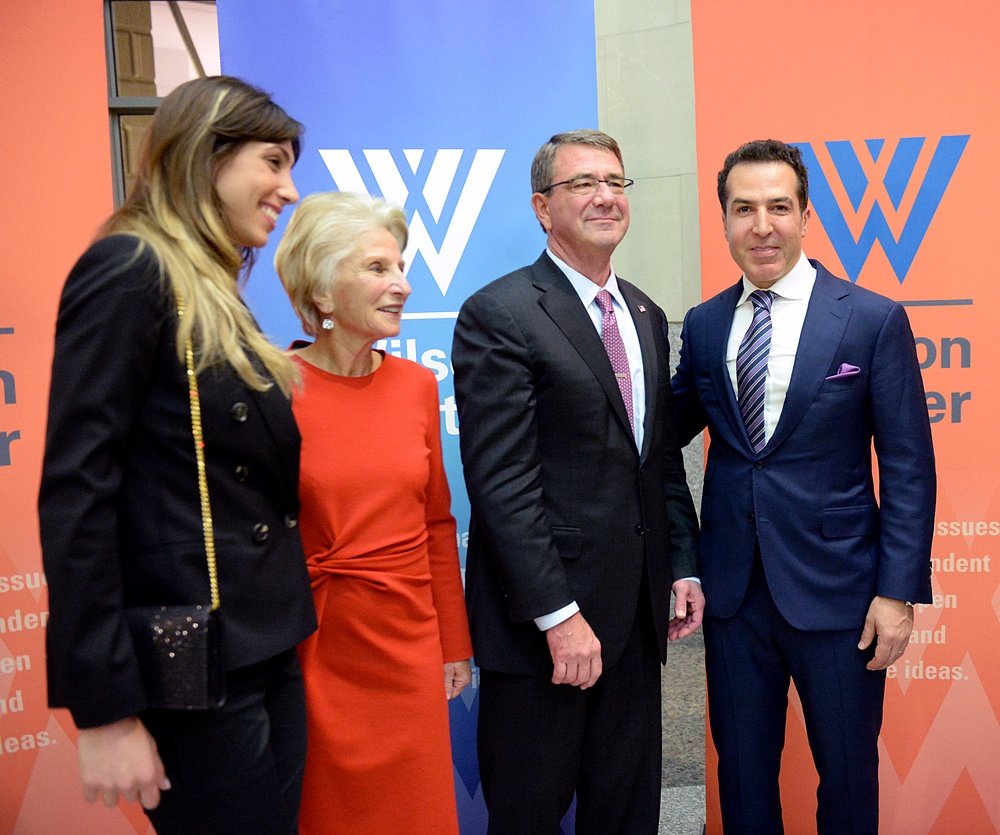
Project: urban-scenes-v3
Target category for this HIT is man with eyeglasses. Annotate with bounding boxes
[452,129,703,833]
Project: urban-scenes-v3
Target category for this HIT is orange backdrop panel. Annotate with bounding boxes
[0,2,151,832]
[692,2,1000,833]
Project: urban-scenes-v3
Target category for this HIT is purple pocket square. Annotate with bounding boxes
[825,363,861,380]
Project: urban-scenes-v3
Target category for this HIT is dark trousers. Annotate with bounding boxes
[477,595,662,835]
[705,555,885,834]
[142,648,307,835]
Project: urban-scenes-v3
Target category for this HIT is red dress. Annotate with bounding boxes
[293,353,473,835]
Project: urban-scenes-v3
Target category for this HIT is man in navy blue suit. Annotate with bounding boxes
[671,139,935,834]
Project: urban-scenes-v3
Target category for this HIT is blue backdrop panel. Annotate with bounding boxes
[217,2,597,832]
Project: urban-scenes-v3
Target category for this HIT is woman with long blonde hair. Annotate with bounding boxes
[39,76,317,834]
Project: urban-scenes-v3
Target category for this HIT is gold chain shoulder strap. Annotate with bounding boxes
[177,298,221,612]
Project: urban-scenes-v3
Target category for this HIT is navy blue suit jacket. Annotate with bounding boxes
[671,260,934,630]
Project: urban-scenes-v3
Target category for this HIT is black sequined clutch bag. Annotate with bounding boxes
[126,302,226,711]
[126,604,225,710]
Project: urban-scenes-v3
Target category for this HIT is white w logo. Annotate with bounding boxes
[318,148,505,296]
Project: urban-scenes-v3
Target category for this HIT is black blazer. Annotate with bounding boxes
[39,235,317,729]
[452,252,699,676]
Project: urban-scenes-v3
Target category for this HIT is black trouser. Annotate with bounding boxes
[477,594,662,835]
[142,648,307,835]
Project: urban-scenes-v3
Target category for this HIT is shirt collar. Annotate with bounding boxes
[739,251,816,304]
[547,248,626,309]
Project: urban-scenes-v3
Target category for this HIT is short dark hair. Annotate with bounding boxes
[717,139,808,212]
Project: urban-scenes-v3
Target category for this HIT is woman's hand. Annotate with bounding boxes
[77,717,171,809]
[444,660,472,700]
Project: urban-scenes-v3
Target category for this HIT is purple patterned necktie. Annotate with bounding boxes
[736,289,773,452]
[595,289,634,433]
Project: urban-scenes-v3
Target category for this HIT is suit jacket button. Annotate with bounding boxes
[231,402,249,422]
[635,524,645,535]
[754,461,764,470]
[252,523,270,543]
[284,513,298,529]
[748,512,756,524]
[234,465,250,482]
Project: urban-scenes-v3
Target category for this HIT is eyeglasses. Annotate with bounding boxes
[542,177,635,196]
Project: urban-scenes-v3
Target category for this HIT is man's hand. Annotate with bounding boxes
[858,595,914,671]
[668,579,705,642]
[445,659,472,699]
[77,717,170,810]
[546,611,602,689]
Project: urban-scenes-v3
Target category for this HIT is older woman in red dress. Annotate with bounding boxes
[275,191,472,835]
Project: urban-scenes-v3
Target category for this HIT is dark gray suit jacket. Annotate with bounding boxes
[452,252,699,676]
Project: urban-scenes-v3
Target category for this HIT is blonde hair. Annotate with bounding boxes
[102,76,303,395]
[274,191,408,337]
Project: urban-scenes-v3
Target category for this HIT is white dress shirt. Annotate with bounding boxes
[726,252,817,445]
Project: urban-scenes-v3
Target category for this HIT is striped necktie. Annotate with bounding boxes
[595,289,634,433]
[736,289,773,452]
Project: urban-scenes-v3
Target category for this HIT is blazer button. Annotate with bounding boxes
[252,523,270,543]
[231,402,249,422]
[748,512,756,525]
[754,461,764,470]
[635,524,645,535]
[234,464,250,482]
[284,513,298,529]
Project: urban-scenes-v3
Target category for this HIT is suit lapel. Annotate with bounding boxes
[533,254,637,448]
[705,281,751,449]
[765,265,852,451]
[620,280,657,459]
